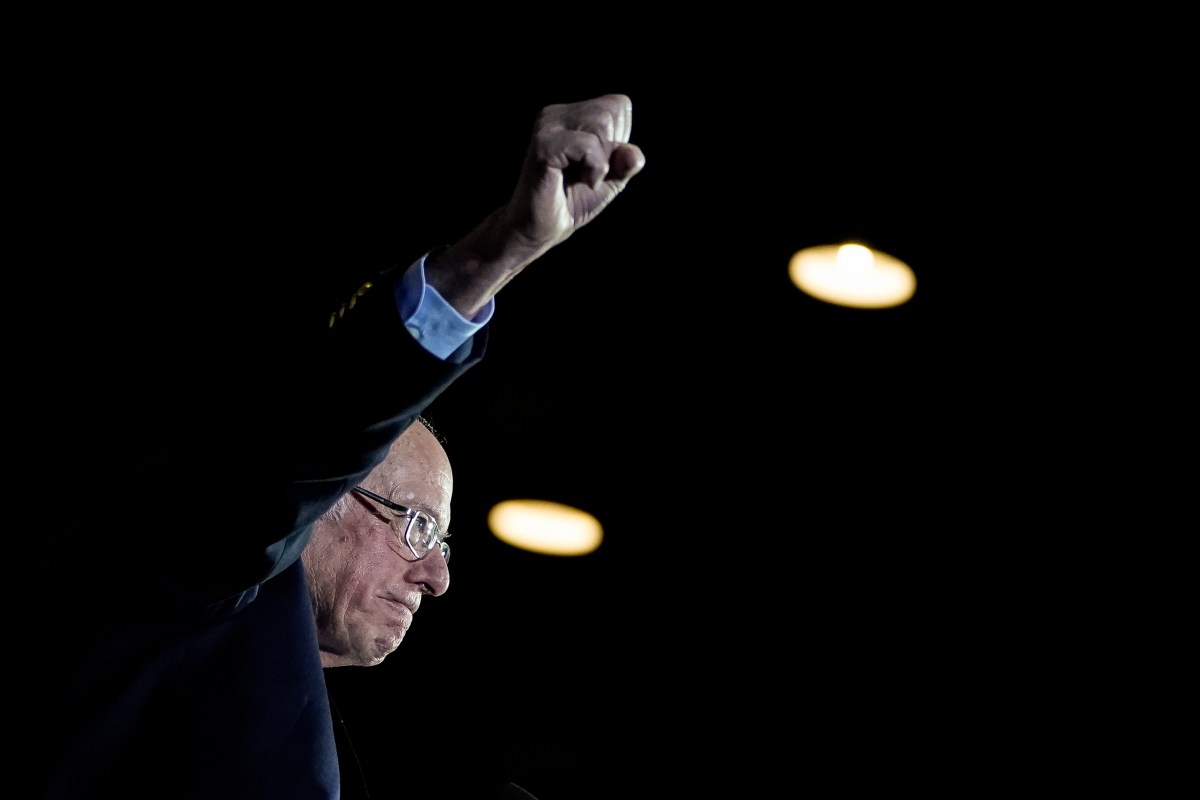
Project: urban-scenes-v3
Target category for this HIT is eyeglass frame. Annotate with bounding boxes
[350,486,450,564]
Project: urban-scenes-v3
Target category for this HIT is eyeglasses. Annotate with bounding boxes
[350,486,450,564]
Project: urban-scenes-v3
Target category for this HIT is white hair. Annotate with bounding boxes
[321,493,351,522]
[319,415,441,524]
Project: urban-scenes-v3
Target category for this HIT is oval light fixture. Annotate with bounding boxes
[789,242,916,309]
[488,499,603,556]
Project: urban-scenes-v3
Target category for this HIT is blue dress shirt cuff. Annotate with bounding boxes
[395,251,495,360]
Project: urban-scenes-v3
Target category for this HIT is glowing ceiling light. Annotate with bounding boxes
[488,499,603,556]
[789,243,916,309]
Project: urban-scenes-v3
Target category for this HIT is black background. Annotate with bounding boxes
[308,38,1037,800]
[34,15,1064,797]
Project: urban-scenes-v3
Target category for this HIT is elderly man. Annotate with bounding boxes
[44,93,644,800]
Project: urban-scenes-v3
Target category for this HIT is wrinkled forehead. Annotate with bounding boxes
[369,424,453,524]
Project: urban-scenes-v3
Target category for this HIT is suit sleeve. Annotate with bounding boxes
[83,262,488,614]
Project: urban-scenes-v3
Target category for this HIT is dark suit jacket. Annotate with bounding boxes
[40,260,486,799]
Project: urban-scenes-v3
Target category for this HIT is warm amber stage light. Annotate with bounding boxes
[488,500,603,556]
[789,243,916,309]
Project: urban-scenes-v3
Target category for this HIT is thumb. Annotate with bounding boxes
[608,142,646,183]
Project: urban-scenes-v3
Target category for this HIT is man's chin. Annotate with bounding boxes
[370,633,405,662]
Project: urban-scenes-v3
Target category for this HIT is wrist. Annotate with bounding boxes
[426,211,542,317]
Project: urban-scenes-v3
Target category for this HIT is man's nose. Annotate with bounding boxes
[413,551,450,596]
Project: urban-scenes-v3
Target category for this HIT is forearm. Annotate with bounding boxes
[423,206,548,319]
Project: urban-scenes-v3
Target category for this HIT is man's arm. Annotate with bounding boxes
[266,93,645,581]
[424,94,645,319]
